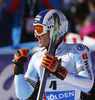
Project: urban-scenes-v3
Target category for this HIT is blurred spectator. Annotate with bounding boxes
[60,0,89,33]
[0,0,26,48]
[21,0,37,43]
[7,0,26,48]
[38,0,62,12]
[71,0,89,33]
[60,0,75,32]
[88,0,95,14]
[0,0,13,47]
[79,0,95,39]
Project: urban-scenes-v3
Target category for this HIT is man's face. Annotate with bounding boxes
[35,31,50,47]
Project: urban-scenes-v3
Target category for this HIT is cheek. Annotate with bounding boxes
[44,37,50,46]
[45,39,49,44]
[47,36,50,42]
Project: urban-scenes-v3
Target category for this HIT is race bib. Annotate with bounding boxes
[43,90,75,100]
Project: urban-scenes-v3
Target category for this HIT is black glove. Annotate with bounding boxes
[12,48,29,75]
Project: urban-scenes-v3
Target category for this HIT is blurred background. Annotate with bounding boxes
[0,0,95,100]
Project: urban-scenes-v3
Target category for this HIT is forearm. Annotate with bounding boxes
[64,72,94,93]
[14,74,33,99]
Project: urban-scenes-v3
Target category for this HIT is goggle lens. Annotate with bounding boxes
[34,25,44,35]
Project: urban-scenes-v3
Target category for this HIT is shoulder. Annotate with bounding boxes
[65,43,89,57]
[66,43,86,51]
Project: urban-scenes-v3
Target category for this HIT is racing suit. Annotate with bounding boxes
[14,41,94,100]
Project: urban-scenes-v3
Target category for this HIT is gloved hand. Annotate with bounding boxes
[12,48,29,75]
[41,52,67,80]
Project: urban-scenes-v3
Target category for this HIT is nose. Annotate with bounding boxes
[35,33,39,38]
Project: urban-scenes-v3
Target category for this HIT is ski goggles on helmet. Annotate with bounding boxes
[33,24,48,36]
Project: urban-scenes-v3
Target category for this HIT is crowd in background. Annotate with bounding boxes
[0,0,95,48]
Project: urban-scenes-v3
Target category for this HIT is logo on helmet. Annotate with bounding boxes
[48,16,53,21]
[34,15,41,23]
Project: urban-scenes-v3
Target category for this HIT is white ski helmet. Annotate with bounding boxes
[33,9,68,40]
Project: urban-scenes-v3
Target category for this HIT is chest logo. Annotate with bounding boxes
[77,44,85,51]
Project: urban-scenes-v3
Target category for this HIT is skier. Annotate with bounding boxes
[13,9,94,100]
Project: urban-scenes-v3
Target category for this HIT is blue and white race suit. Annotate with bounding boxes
[14,41,94,100]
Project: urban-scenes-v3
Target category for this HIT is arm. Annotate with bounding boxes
[13,49,38,99]
[14,74,33,99]
[25,54,39,91]
[64,44,94,93]
[41,44,94,93]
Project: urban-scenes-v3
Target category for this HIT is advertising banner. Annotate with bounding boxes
[0,53,33,100]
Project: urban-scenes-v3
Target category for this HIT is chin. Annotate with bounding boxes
[39,44,44,47]
[39,43,48,48]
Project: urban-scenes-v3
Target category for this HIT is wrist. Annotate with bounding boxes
[13,64,24,75]
[55,65,67,80]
